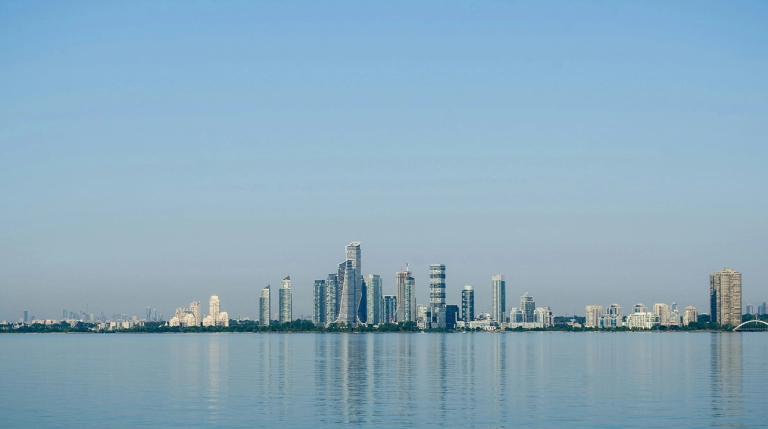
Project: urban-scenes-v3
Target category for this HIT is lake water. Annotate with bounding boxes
[1,332,766,428]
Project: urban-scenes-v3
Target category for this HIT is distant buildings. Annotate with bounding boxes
[520,293,535,323]
[585,305,602,328]
[585,304,623,328]
[710,268,742,326]
[626,303,659,329]
[462,285,474,323]
[335,242,363,325]
[201,295,229,327]
[279,276,292,324]
[325,273,339,324]
[653,303,670,326]
[491,275,505,324]
[759,302,768,316]
[260,285,271,326]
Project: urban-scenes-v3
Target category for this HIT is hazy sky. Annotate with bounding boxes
[1,1,767,321]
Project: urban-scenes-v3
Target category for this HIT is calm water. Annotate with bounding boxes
[1,332,766,428]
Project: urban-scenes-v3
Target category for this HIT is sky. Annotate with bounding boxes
[1,1,767,322]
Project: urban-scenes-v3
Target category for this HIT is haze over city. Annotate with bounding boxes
[1,2,767,322]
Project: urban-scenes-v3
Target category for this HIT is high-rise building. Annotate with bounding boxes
[396,268,416,322]
[520,293,535,323]
[429,264,446,306]
[209,295,220,322]
[534,307,554,328]
[710,268,742,327]
[325,273,339,323]
[633,303,647,313]
[313,280,326,325]
[462,285,474,322]
[445,305,459,330]
[585,305,603,328]
[653,303,670,326]
[683,306,698,326]
[604,304,623,328]
[759,302,768,316]
[366,274,382,325]
[190,301,201,326]
[259,285,271,326]
[491,275,505,323]
[146,307,152,322]
[280,276,292,324]
[336,242,363,325]
[746,302,754,315]
[427,264,447,329]
[383,295,397,323]
[23,310,28,324]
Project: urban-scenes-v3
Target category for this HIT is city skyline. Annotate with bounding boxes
[2,2,766,322]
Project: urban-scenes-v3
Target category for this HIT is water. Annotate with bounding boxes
[1,332,766,428]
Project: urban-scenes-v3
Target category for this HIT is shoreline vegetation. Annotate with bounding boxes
[1,319,757,334]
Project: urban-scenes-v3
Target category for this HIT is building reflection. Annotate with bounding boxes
[710,333,743,427]
[206,334,225,425]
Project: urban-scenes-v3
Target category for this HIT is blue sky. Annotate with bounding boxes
[1,1,766,321]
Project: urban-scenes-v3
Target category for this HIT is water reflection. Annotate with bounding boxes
[710,334,743,427]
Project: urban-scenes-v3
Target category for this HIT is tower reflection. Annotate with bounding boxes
[710,333,743,427]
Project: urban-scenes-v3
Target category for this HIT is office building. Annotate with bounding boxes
[259,285,271,326]
[585,305,602,328]
[383,295,397,323]
[366,274,382,325]
[491,275,505,323]
[462,285,474,323]
[396,268,416,322]
[710,268,742,326]
[313,280,326,325]
[520,293,535,323]
[280,276,292,323]
[683,306,698,326]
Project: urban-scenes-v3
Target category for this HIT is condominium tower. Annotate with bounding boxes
[396,268,416,322]
[279,276,292,324]
[335,242,363,325]
[366,274,382,325]
[462,285,474,323]
[491,275,505,323]
[313,279,326,325]
[710,268,742,326]
[259,285,270,326]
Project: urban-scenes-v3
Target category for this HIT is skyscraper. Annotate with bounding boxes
[604,304,623,328]
[366,274,382,325]
[520,293,535,323]
[462,285,474,323]
[746,302,753,315]
[325,273,339,324]
[146,307,151,322]
[710,268,742,327]
[396,268,416,322]
[23,310,28,324]
[383,295,397,323]
[259,285,270,326]
[209,295,220,322]
[491,275,505,323]
[280,276,292,324]
[335,242,363,325]
[313,280,326,325]
[428,264,447,329]
[429,264,446,306]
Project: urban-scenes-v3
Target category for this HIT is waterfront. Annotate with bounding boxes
[2,333,766,428]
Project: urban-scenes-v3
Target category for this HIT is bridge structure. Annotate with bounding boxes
[733,319,768,332]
